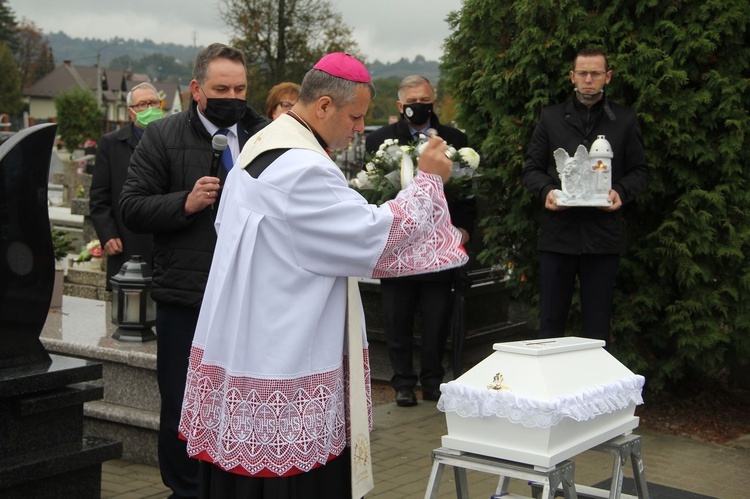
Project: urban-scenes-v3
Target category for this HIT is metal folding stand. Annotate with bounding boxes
[529,434,649,499]
[424,447,578,499]
[581,434,649,499]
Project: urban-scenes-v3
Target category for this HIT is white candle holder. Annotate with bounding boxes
[552,135,613,207]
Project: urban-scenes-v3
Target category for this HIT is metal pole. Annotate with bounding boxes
[96,51,103,109]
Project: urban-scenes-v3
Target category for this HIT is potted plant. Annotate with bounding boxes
[51,228,76,308]
[76,239,103,269]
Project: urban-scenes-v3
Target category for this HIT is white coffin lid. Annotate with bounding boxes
[493,336,605,356]
[438,336,645,428]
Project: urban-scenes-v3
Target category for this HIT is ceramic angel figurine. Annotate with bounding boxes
[552,135,613,206]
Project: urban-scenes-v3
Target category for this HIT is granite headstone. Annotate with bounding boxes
[0,123,57,369]
[0,124,122,498]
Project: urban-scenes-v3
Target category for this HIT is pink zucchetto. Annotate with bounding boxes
[312,52,371,83]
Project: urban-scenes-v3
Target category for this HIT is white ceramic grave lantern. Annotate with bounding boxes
[553,135,613,206]
[438,337,644,467]
[110,255,157,342]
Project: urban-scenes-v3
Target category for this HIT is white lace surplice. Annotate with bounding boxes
[179,139,467,477]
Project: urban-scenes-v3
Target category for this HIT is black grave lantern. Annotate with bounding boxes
[110,255,157,342]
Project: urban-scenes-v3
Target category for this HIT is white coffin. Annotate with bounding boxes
[438,337,644,467]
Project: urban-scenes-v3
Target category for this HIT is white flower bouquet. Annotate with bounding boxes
[351,135,480,206]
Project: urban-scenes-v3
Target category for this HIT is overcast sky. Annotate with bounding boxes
[9,0,463,64]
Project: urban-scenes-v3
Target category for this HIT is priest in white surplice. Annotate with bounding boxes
[178,53,468,499]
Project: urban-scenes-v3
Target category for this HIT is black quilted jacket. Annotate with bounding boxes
[120,100,268,307]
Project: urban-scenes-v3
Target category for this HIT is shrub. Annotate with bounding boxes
[51,228,76,262]
[55,86,102,153]
[442,0,750,392]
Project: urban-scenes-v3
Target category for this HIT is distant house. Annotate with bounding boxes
[24,61,183,133]
[180,89,193,112]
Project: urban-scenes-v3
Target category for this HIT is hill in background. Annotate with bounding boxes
[368,55,441,84]
[47,32,199,67]
[45,32,440,84]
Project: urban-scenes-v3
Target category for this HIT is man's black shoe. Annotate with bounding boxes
[395,387,417,407]
[422,387,441,401]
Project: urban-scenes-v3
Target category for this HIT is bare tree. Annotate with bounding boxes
[0,42,22,116]
[15,20,55,91]
[221,0,363,108]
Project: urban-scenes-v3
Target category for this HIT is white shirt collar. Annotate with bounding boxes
[196,106,238,138]
[196,106,240,164]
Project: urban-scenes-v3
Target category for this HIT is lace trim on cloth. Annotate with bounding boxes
[437,375,645,429]
[373,173,467,278]
[179,347,373,477]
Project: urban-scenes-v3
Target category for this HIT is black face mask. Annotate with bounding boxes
[402,102,433,127]
[203,98,247,128]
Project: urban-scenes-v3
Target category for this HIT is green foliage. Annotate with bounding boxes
[366,77,401,126]
[51,228,76,261]
[55,86,103,152]
[222,0,362,111]
[442,0,750,393]
[0,0,16,51]
[0,42,22,116]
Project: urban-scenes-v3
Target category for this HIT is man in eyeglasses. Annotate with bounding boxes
[523,47,650,350]
[90,82,163,289]
[364,75,476,407]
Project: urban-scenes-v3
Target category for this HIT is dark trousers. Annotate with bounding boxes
[198,449,353,499]
[156,304,200,499]
[538,251,619,349]
[380,278,452,390]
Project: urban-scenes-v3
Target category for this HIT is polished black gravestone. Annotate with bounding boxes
[0,124,121,498]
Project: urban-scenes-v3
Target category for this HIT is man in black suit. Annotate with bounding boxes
[365,75,476,407]
[90,82,161,288]
[523,48,649,350]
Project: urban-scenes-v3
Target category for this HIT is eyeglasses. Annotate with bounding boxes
[276,100,294,110]
[130,100,161,112]
[573,70,607,79]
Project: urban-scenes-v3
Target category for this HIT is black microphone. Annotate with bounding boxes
[210,134,228,178]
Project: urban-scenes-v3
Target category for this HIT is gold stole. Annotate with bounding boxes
[347,277,374,497]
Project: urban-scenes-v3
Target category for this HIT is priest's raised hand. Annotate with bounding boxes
[417,135,453,183]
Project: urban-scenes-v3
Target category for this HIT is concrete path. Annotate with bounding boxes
[102,400,750,498]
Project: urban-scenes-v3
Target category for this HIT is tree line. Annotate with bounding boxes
[1,0,449,133]
[0,0,55,116]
